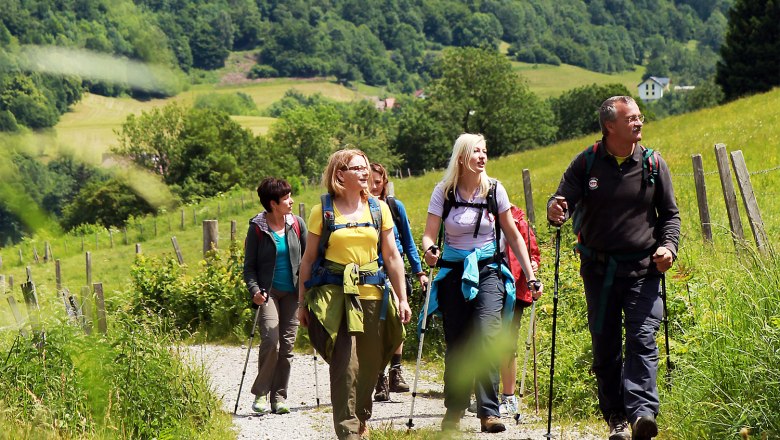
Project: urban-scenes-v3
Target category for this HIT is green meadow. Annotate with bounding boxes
[48,58,639,165]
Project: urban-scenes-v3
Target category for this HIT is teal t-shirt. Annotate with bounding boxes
[271,230,295,293]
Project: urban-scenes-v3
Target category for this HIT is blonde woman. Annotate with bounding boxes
[298,149,412,440]
[420,133,542,433]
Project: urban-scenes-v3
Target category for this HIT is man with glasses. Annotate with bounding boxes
[546,96,680,440]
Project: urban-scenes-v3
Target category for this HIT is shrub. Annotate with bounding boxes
[247,64,277,79]
[193,92,259,116]
[129,241,250,341]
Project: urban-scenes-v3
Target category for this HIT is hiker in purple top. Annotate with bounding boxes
[243,177,307,415]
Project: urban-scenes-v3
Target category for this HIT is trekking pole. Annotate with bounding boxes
[544,227,562,439]
[514,298,537,423]
[661,273,673,390]
[233,289,266,415]
[313,347,321,407]
[533,317,539,415]
[406,246,438,430]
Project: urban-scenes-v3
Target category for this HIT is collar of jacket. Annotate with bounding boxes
[250,212,294,234]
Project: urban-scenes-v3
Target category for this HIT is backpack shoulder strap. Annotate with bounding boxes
[487,179,501,260]
[437,187,457,249]
[290,214,301,239]
[641,146,659,186]
[317,194,334,259]
[367,196,383,253]
[583,141,599,177]
[385,195,402,229]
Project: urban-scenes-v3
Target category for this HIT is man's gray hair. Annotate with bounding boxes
[599,96,636,136]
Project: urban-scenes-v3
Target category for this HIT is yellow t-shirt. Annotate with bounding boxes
[308,198,394,300]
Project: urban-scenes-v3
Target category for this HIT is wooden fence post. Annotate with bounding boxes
[135,243,142,254]
[692,154,713,242]
[21,280,42,335]
[203,220,218,255]
[44,241,51,262]
[180,208,185,230]
[61,287,76,320]
[407,168,411,178]
[33,246,40,264]
[0,255,3,270]
[93,283,107,335]
[171,237,184,265]
[0,274,4,294]
[230,220,237,243]
[299,203,306,220]
[6,296,29,337]
[109,229,114,248]
[714,143,744,248]
[123,227,128,245]
[730,150,769,255]
[522,169,536,226]
[86,252,92,288]
[153,218,158,237]
[55,259,62,292]
[8,275,12,291]
[18,248,23,264]
[387,182,395,197]
[80,286,92,335]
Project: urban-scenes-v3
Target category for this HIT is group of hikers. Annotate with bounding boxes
[241,96,680,440]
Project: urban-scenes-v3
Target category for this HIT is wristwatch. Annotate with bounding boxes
[527,280,542,291]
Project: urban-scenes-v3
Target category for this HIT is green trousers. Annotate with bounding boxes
[308,299,402,440]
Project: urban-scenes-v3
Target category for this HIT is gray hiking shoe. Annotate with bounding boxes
[608,413,631,440]
[632,415,658,440]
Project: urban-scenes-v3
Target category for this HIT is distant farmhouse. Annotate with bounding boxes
[638,76,670,101]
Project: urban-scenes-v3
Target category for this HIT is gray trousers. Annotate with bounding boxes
[582,271,662,424]
[251,287,299,404]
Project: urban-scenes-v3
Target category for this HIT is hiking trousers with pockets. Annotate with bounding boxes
[582,270,662,424]
[251,287,299,404]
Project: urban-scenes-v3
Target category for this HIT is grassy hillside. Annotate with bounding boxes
[50,58,642,164]
[52,78,377,164]
[512,61,646,99]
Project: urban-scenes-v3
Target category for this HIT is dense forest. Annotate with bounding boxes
[0,0,734,131]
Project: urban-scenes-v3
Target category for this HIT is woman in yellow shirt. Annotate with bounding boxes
[298,149,412,440]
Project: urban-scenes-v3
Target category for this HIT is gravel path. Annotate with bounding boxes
[184,345,601,440]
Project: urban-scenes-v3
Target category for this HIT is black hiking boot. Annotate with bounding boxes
[608,413,631,440]
[632,415,658,440]
[373,373,389,402]
[388,366,409,392]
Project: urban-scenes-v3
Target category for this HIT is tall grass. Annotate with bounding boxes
[0,314,233,439]
[663,245,780,439]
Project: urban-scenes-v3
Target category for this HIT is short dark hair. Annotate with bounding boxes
[257,177,292,212]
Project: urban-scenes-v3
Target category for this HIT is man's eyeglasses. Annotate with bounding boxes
[625,114,645,124]
[343,165,369,173]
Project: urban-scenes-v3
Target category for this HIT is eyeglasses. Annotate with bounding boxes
[625,114,645,124]
[343,165,369,173]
